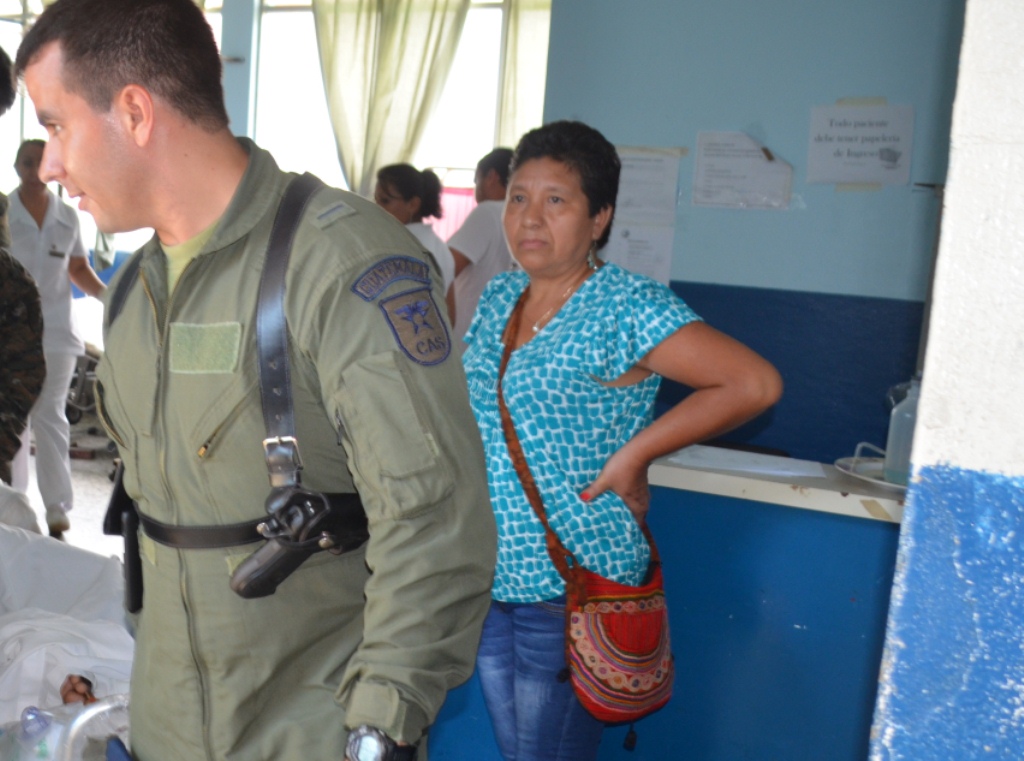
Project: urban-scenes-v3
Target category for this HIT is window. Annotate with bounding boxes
[0,1,541,251]
[256,0,509,190]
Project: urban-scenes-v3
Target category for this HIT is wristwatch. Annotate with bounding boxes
[345,725,416,761]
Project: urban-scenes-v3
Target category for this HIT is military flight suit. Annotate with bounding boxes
[0,248,44,485]
[95,141,496,760]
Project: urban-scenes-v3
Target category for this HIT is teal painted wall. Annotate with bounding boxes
[544,0,965,300]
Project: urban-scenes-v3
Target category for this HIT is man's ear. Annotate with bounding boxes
[114,84,155,147]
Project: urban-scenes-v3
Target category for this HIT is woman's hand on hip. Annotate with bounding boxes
[581,448,650,527]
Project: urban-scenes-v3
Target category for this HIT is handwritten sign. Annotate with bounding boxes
[807,105,914,185]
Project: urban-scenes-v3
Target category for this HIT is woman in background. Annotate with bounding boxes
[375,163,457,321]
[463,120,783,760]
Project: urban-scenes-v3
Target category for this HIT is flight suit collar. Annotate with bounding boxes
[136,138,287,270]
[131,139,287,326]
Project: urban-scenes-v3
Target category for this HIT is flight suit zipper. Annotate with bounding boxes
[197,395,250,459]
[145,255,216,752]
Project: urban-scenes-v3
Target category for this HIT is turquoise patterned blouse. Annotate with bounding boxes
[463,263,700,602]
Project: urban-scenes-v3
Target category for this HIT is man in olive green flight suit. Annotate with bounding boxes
[16,1,496,759]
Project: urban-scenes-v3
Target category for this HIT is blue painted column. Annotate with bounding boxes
[872,468,1024,758]
[869,1,1024,757]
[219,0,260,138]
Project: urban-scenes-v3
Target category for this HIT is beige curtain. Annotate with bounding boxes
[496,0,551,149]
[312,0,470,196]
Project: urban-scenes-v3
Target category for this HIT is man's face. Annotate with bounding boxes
[473,168,488,203]
[23,43,138,233]
[14,143,45,192]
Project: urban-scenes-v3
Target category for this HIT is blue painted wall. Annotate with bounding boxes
[871,467,1024,758]
[545,0,963,300]
[544,0,965,464]
[660,283,924,463]
[431,487,901,759]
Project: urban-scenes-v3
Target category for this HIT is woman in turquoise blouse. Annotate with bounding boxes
[463,120,783,761]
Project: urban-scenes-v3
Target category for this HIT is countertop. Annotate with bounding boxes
[649,445,905,523]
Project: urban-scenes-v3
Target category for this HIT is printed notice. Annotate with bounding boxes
[807,104,914,185]
[693,132,792,210]
[603,223,674,284]
[604,146,684,283]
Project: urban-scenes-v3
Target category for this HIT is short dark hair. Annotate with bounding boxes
[0,46,15,117]
[16,0,228,131]
[509,121,620,249]
[16,138,46,163]
[476,148,514,188]
[376,164,444,221]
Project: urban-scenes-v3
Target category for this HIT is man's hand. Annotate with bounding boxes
[60,674,97,704]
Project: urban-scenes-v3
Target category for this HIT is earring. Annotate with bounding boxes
[587,244,598,271]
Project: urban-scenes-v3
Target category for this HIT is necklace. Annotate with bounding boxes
[530,271,589,333]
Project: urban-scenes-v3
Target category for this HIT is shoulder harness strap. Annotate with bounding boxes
[256,172,325,488]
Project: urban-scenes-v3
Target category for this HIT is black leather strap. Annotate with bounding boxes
[257,172,325,487]
[139,491,368,549]
[107,252,142,325]
[139,512,265,548]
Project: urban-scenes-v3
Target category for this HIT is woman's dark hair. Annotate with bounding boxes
[376,163,444,221]
[16,0,228,132]
[509,120,620,249]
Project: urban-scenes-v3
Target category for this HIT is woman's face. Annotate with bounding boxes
[374,181,419,225]
[503,157,611,279]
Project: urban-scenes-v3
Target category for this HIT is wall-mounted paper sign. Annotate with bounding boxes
[807,104,914,185]
[615,146,683,226]
[693,132,792,209]
[603,146,685,283]
[603,223,675,284]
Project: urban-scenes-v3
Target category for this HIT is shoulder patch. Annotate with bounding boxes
[352,256,432,301]
[379,287,451,366]
[312,200,357,230]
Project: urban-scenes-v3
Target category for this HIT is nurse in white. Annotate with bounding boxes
[8,139,105,537]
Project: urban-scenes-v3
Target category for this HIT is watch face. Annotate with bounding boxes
[348,726,388,761]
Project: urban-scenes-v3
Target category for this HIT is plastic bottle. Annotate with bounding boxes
[884,375,921,486]
[14,705,63,760]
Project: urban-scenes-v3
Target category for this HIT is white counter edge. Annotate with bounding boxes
[649,458,904,524]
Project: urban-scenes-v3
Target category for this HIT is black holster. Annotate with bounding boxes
[229,489,368,599]
[102,462,144,614]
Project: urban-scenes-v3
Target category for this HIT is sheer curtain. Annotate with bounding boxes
[496,0,551,149]
[312,0,470,197]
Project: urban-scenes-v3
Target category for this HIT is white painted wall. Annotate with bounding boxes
[915,0,1024,476]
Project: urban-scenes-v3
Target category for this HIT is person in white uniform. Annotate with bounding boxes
[374,163,457,321]
[8,139,105,537]
[449,148,516,354]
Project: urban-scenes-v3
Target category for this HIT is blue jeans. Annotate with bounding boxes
[477,597,604,761]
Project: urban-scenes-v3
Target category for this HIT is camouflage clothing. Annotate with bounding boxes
[0,246,45,485]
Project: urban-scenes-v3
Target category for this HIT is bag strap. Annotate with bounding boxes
[495,289,661,592]
[496,289,581,589]
[256,172,325,488]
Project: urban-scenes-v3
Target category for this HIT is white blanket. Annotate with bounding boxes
[0,525,133,724]
[0,483,41,534]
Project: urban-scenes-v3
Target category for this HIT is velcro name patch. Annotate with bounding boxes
[169,322,241,374]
